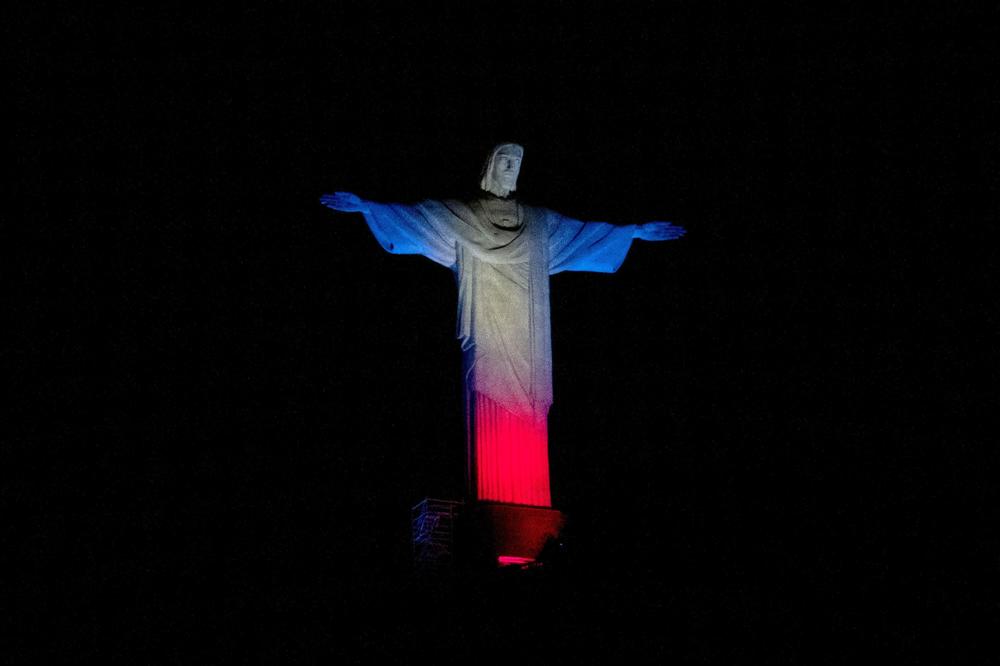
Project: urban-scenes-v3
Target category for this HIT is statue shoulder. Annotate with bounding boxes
[414,198,470,213]
[521,203,558,225]
[440,198,471,208]
[525,203,554,217]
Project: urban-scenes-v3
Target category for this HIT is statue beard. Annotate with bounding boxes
[482,175,517,199]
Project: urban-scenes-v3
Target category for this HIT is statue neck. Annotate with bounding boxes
[482,183,513,199]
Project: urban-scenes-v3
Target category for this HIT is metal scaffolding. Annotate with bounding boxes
[411,498,464,571]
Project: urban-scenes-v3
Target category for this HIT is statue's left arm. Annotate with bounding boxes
[547,211,685,275]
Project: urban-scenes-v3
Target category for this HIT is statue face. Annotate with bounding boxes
[490,150,522,192]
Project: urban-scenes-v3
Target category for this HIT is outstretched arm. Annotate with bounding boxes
[633,221,686,241]
[548,212,686,274]
[320,191,370,214]
[319,191,462,268]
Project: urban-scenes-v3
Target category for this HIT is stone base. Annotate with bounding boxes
[461,502,566,567]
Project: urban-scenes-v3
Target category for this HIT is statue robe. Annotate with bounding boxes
[359,195,637,506]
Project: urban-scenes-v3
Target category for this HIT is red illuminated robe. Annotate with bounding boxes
[359,195,637,507]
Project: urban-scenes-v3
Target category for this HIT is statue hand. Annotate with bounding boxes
[634,221,686,241]
[319,191,369,213]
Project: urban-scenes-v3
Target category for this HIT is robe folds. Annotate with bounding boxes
[359,195,637,506]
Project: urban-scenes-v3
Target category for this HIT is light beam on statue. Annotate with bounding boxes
[321,143,685,565]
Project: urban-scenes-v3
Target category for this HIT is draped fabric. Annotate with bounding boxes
[359,195,637,505]
[469,392,551,506]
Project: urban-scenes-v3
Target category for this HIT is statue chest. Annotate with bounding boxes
[481,198,523,234]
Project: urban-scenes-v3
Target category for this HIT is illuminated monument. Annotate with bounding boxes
[321,143,684,566]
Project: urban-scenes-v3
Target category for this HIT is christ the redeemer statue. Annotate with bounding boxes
[321,143,684,511]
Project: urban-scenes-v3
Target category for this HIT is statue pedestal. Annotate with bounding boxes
[462,502,566,567]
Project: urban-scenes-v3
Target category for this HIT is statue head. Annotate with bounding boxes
[479,142,524,198]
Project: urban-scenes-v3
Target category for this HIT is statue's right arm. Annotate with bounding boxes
[318,193,458,267]
[319,191,371,214]
[633,221,686,241]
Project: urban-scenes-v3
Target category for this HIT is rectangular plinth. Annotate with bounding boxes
[466,503,566,566]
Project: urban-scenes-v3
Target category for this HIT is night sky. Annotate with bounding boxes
[13,3,992,663]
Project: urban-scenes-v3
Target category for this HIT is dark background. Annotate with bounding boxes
[12,2,993,663]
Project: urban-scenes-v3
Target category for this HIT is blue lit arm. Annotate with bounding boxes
[546,211,637,274]
[320,191,458,268]
[633,221,686,241]
[547,210,686,275]
[320,191,369,214]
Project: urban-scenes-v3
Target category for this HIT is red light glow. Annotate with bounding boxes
[471,393,551,506]
[497,556,535,566]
